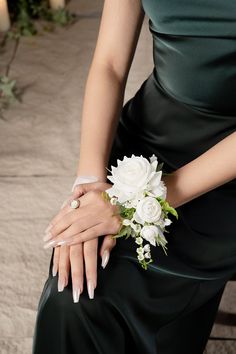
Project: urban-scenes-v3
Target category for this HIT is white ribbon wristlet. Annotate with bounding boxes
[71,175,100,193]
[60,175,101,210]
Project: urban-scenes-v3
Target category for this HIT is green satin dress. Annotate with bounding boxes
[32,1,236,353]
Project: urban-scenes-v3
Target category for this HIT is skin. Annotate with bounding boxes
[44,0,146,302]
[43,0,236,302]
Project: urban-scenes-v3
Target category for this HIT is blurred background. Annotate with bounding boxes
[0,1,235,353]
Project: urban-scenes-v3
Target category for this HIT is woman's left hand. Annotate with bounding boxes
[43,185,123,249]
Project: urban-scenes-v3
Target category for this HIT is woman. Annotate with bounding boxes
[32,0,236,353]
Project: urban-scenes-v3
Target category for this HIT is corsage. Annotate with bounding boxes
[103,154,178,270]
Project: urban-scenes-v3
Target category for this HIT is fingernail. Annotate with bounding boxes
[43,240,57,249]
[57,240,68,246]
[58,278,65,292]
[45,224,53,233]
[101,250,110,269]
[87,280,94,299]
[73,288,81,303]
[43,231,53,242]
[52,264,57,277]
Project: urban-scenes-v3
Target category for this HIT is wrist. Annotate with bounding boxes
[163,167,199,208]
[71,175,103,193]
[162,172,186,208]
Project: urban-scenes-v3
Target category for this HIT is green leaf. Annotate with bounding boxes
[119,206,136,219]
[156,161,164,172]
[161,200,178,219]
[0,76,17,100]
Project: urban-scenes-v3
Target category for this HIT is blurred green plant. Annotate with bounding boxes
[0,76,17,105]
[0,1,77,115]
[0,37,21,117]
[6,0,76,38]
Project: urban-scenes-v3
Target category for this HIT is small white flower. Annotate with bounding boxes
[133,197,162,225]
[144,252,151,259]
[148,179,167,199]
[131,223,142,233]
[143,244,151,252]
[156,218,165,228]
[164,218,172,226]
[149,154,158,165]
[136,247,144,254]
[140,225,159,246]
[122,219,131,226]
[124,199,136,208]
[110,196,118,205]
[137,253,145,261]
[135,237,143,245]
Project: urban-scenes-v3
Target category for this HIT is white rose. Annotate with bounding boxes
[106,154,158,203]
[147,179,167,200]
[140,225,160,246]
[133,197,162,225]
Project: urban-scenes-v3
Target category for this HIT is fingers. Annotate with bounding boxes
[44,205,122,249]
[52,246,60,277]
[44,189,85,235]
[43,191,95,243]
[70,244,84,303]
[44,208,81,243]
[83,239,98,299]
[57,244,70,292]
[44,205,100,245]
[100,235,117,269]
[54,217,121,247]
[44,183,112,241]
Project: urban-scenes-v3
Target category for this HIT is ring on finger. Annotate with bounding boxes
[70,198,81,209]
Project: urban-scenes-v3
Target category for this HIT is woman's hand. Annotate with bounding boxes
[45,181,121,301]
[52,232,116,302]
[43,182,123,249]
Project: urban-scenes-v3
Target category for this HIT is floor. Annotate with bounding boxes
[0,1,235,353]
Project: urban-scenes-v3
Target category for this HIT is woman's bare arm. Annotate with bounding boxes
[76,0,145,181]
[164,131,236,208]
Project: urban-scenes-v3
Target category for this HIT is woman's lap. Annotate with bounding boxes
[32,246,227,354]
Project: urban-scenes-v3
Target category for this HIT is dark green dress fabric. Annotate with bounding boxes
[32,1,236,353]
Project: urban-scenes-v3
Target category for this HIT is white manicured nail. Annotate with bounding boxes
[101,250,110,269]
[87,280,94,299]
[43,240,57,249]
[57,240,68,246]
[58,279,65,292]
[52,264,57,277]
[73,288,81,303]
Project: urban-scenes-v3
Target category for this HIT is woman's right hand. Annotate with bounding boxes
[49,180,117,302]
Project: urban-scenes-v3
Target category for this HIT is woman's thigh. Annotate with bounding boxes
[32,246,227,354]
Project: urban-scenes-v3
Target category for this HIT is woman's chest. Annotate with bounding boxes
[141,0,236,37]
